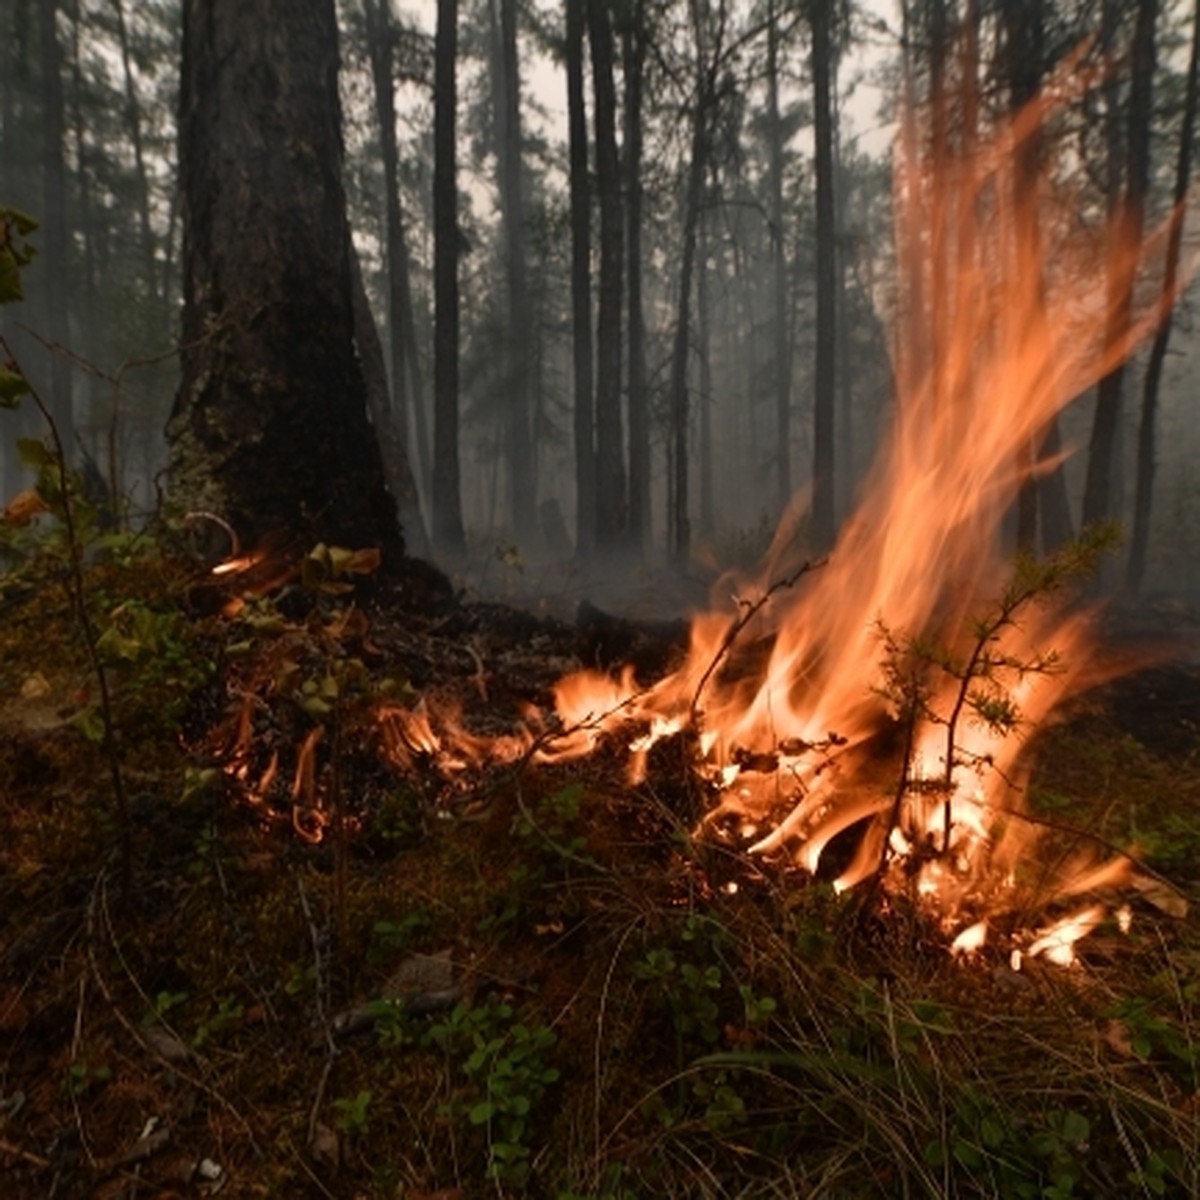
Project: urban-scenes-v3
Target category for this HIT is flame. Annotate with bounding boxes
[359,62,1184,962]
[1026,905,1106,967]
[516,62,1180,950]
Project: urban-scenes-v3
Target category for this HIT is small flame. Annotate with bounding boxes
[1027,906,1105,967]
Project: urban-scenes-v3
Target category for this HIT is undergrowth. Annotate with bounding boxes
[0,509,1197,1196]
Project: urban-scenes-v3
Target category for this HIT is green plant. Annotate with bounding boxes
[191,994,244,1049]
[429,998,560,1186]
[368,908,432,965]
[333,1089,373,1135]
[65,1058,112,1097]
[141,989,189,1028]
[1,208,131,881]
[874,525,1118,862]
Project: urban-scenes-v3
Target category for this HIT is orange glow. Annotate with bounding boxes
[360,66,1184,962]
[513,65,1177,954]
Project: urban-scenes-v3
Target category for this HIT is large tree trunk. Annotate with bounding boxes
[432,0,465,554]
[566,0,594,558]
[1127,0,1196,592]
[587,0,626,551]
[810,0,836,549]
[363,0,431,508]
[623,0,650,558]
[169,0,400,554]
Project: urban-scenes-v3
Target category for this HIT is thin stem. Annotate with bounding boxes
[1,333,130,886]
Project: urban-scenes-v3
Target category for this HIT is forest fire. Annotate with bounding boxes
[463,70,1183,962]
[204,70,1188,969]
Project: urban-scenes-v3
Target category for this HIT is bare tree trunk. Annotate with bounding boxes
[1127,0,1196,592]
[697,200,715,538]
[667,81,708,565]
[364,0,431,507]
[623,0,650,557]
[350,243,430,558]
[433,0,465,554]
[491,0,537,546]
[39,0,72,435]
[1083,0,1154,529]
[587,0,626,551]
[810,0,837,549]
[767,0,792,513]
[112,0,157,303]
[566,0,594,558]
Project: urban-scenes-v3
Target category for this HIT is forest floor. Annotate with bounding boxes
[1,530,1199,1199]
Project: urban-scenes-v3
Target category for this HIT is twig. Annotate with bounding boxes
[689,557,827,726]
[0,1137,50,1169]
[298,878,338,1148]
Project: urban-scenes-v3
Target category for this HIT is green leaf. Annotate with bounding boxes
[1060,1110,1090,1145]
[17,437,52,470]
[468,1100,494,1125]
[0,366,29,407]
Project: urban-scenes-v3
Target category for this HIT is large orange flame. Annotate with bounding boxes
[522,61,1189,950]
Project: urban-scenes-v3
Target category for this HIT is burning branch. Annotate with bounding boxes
[688,557,827,728]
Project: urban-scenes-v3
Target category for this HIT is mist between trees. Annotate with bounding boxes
[2,0,1199,599]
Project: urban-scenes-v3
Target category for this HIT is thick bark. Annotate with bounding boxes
[566,0,595,557]
[1127,0,1196,592]
[623,0,649,557]
[587,0,626,550]
[491,0,537,546]
[169,0,400,554]
[363,0,431,505]
[432,0,465,554]
[810,0,837,550]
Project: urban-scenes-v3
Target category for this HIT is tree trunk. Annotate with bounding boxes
[169,0,400,554]
[767,0,792,513]
[1082,0,1153,529]
[810,0,837,549]
[349,243,429,558]
[697,202,715,539]
[112,0,157,304]
[39,0,71,434]
[432,0,465,554]
[490,0,537,546]
[1127,0,1196,593]
[587,0,626,551]
[363,0,431,508]
[667,81,709,565]
[623,0,650,558]
[566,0,595,558]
